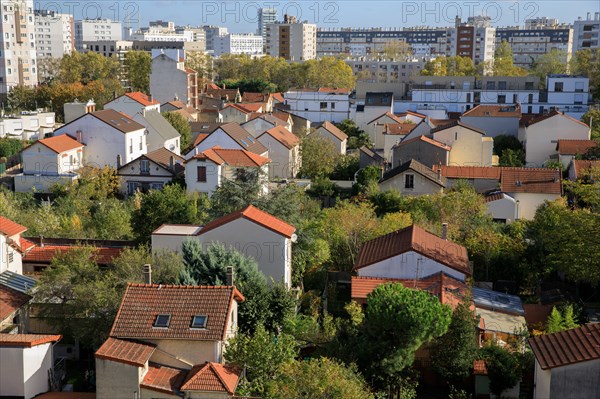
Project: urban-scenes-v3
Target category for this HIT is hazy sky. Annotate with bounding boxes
[37,1,600,33]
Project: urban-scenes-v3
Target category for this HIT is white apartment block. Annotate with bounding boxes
[74,19,122,51]
[346,58,426,84]
[573,12,600,51]
[265,16,316,61]
[0,0,38,100]
[283,88,351,123]
[213,33,263,57]
[258,8,277,39]
[203,25,228,51]
[34,10,74,59]
[446,17,496,66]
[495,28,573,68]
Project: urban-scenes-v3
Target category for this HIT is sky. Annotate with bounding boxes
[37,1,600,34]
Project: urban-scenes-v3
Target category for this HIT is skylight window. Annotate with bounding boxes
[247,136,255,143]
[241,139,248,146]
[190,315,208,329]
[153,314,171,328]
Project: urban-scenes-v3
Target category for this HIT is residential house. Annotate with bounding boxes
[365,111,405,149]
[0,217,35,275]
[472,286,527,343]
[241,92,274,112]
[118,148,184,195]
[150,51,199,109]
[204,84,241,104]
[133,110,182,155]
[311,121,348,154]
[14,135,84,193]
[184,147,270,197]
[434,165,503,193]
[185,122,268,160]
[382,122,430,162]
[529,323,600,399]
[353,92,394,132]
[152,205,296,288]
[104,92,161,118]
[431,121,494,167]
[391,135,451,169]
[63,99,96,124]
[220,103,264,124]
[53,109,148,169]
[484,192,518,224]
[0,334,62,399]
[285,112,311,136]
[95,284,244,399]
[359,146,385,169]
[0,111,56,141]
[555,139,597,169]
[161,100,199,121]
[256,126,301,179]
[379,159,445,196]
[0,284,31,333]
[354,224,472,283]
[241,114,288,137]
[567,159,600,181]
[283,88,351,123]
[520,110,590,168]
[459,104,521,138]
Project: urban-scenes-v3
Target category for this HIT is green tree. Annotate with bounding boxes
[353,165,381,195]
[209,168,263,218]
[132,184,207,242]
[379,41,412,61]
[224,324,298,396]
[124,51,151,92]
[430,296,480,383]
[185,51,213,82]
[491,41,528,76]
[162,111,192,151]
[33,247,125,348]
[220,78,278,94]
[480,345,521,397]
[360,283,452,388]
[336,119,372,149]
[112,246,183,284]
[499,148,525,167]
[300,134,339,178]
[532,49,568,84]
[422,56,477,76]
[305,57,356,89]
[0,138,25,158]
[267,358,374,399]
[546,305,580,333]
[581,109,600,140]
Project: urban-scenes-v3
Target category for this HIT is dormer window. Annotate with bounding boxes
[190,315,207,329]
[153,314,171,328]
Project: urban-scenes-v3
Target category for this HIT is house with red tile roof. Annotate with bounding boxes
[0,333,62,399]
[152,205,296,288]
[220,103,265,124]
[431,120,494,167]
[15,135,84,193]
[555,139,598,168]
[184,122,268,160]
[241,114,289,137]
[519,110,590,168]
[460,104,521,138]
[379,159,445,195]
[529,323,600,399]
[365,111,406,149]
[53,109,148,169]
[312,121,348,154]
[0,216,35,275]
[256,126,301,179]
[0,284,31,333]
[184,146,270,197]
[567,159,600,182]
[118,147,184,195]
[354,224,471,283]
[95,284,244,399]
[104,92,161,118]
[283,88,351,123]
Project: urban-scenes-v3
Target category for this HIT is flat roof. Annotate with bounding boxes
[152,224,202,236]
[477,307,527,335]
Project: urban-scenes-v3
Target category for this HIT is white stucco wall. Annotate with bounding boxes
[314,127,346,154]
[53,115,147,168]
[0,346,25,397]
[95,358,143,399]
[0,234,24,274]
[256,134,297,179]
[433,125,491,167]
[486,196,517,223]
[0,343,54,399]
[220,107,249,124]
[185,159,221,196]
[461,116,519,138]
[356,250,466,282]
[379,172,443,196]
[284,91,350,123]
[511,193,560,220]
[150,56,190,107]
[523,116,590,168]
[119,157,176,194]
[185,128,245,160]
[22,142,82,175]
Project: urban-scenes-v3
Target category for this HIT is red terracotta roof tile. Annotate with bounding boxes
[199,205,296,238]
[473,360,488,375]
[95,338,155,367]
[35,135,84,154]
[461,104,521,118]
[271,112,291,124]
[367,111,404,126]
[571,160,600,179]
[23,245,124,265]
[354,225,471,276]
[393,135,451,151]
[187,147,270,167]
[434,165,503,180]
[556,140,597,155]
[0,216,27,237]
[0,284,31,320]
[241,92,268,103]
[181,362,241,393]
[0,333,61,347]
[124,92,160,106]
[110,284,244,341]
[271,93,285,103]
[141,363,188,395]
[529,323,600,370]
[500,168,561,194]
[383,123,418,135]
[261,126,300,149]
[524,110,589,128]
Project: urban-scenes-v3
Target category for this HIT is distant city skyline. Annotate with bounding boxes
[34,1,600,33]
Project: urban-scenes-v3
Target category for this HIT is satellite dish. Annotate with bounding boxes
[291,233,298,243]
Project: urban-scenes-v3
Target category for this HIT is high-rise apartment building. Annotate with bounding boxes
[0,0,38,100]
[202,25,228,51]
[265,15,316,61]
[573,12,600,51]
[258,8,277,39]
[34,10,74,59]
[74,19,122,51]
[496,27,573,68]
[446,16,496,65]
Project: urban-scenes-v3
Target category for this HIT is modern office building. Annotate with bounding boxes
[265,15,317,61]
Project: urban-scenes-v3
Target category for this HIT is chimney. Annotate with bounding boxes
[76,130,83,143]
[143,264,152,284]
[222,83,226,90]
[437,167,441,182]
[226,266,234,286]
[40,235,44,248]
[169,156,174,171]
[441,223,448,240]
[148,93,153,103]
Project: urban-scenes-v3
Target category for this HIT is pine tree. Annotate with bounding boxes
[561,305,579,330]
[546,307,563,334]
